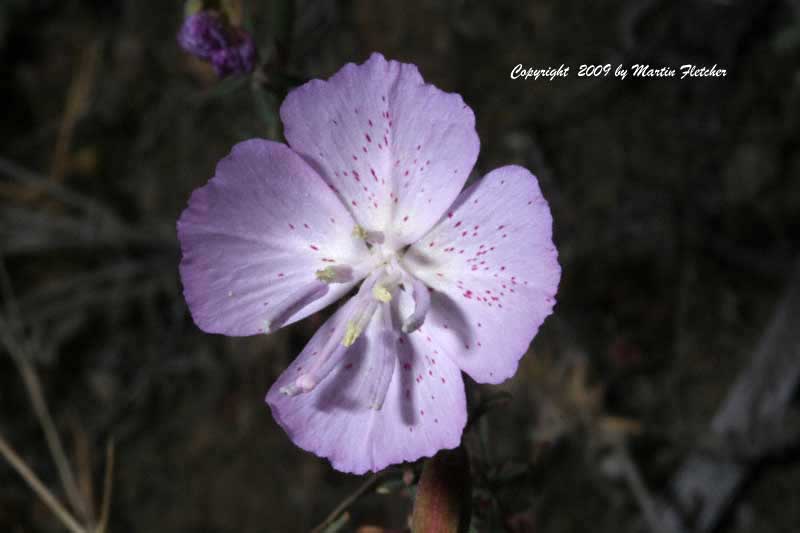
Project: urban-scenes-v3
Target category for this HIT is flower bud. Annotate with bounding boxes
[177,10,256,77]
[209,29,255,77]
[411,447,471,533]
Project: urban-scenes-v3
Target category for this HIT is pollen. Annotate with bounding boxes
[315,267,338,283]
[372,284,393,302]
[342,320,364,347]
[316,267,336,283]
[315,265,352,284]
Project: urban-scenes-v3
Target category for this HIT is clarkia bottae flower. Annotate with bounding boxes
[177,53,560,474]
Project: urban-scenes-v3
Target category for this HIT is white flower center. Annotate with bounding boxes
[278,227,431,408]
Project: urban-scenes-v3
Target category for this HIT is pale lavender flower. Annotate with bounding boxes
[177,53,560,474]
[177,10,255,77]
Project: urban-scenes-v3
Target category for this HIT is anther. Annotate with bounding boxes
[372,284,393,303]
[352,225,385,245]
[315,265,353,284]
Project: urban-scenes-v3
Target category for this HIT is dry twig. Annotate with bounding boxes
[0,433,86,533]
[669,260,800,531]
[0,258,116,532]
[0,260,87,520]
[310,470,395,533]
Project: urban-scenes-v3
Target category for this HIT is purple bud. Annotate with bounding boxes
[210,29,256,77]
[178,10,257,78]
[177,11,228,59]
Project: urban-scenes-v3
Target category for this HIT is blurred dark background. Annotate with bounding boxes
[1,0,799,532]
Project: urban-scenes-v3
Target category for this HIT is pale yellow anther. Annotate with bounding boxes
[342,320,363,347]
[372,284,392,303]
[315,267,337,283]
[352,225,368,240]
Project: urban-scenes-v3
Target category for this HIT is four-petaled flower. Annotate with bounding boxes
[177,53,560,474]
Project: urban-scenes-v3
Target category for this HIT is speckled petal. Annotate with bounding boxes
[402,165,561,383]
[266,297,467,474]
[280,53,480,247]
[178,139,371,336]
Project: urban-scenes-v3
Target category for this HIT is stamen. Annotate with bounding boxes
[352,225,385,245]
[402,276,431,334]
[315,265,353,284]
[280,270,383,395]
[343,270,399,346]
[264,280,329,333]
[280,318,350,395]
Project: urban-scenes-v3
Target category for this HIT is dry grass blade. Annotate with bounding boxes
[47,39,100,188]
[0,156,111,216]
[0,433,86,533]
[73,422,97,524]
[96,439,115,533]
[0,331,89,521]
[0,260,87,520]
[615,444,684,533]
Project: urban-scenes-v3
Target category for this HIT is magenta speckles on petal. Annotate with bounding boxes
[177,54,560,475]
[280,53,480,249]
[403,165,560,383]
[178,140,368,336]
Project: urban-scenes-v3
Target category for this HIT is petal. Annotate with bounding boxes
[402,165,561,383]
[178,139,371,336]
[280,53,480,246]
[266,297,467,474]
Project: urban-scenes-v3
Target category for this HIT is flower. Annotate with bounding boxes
[177,53,560,474]
[177,10,256,77]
